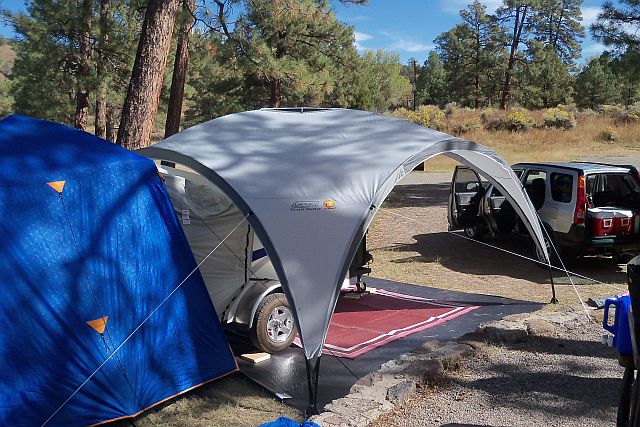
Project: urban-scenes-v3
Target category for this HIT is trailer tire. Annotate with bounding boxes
[251,293,297,353]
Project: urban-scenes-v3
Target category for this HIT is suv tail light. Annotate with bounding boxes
[574,175,586,224]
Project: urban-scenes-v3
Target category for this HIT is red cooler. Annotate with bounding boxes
[614,210,634,235]
[589,208,615,237]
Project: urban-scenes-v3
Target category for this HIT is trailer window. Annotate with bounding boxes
[550,173,573,203]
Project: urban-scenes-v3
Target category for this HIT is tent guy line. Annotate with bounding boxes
[56,187,145,411]
[40,213,250,427]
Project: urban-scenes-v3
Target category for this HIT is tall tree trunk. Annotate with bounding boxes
[74,0,93,130]
[164,0,196,138]
[95,0,110,139]
[500,5,528,110]
[106,104,116,142]
[117,0,181,150]
[270,78,282,107]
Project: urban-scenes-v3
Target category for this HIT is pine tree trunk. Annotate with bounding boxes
[164,0,196,138]
[95,0,110,139]
[74,0,93,130]
[270,78,282,107]
[106,105,116,142]
[117,0,182,150]
[500,5,528,110]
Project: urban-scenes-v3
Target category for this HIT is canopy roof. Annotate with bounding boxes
[140,108,548,360]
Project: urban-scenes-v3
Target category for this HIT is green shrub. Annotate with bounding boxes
[496,109,536,132]
[599,104,624,118]
[444,102,458,117]
[414,105,446,130]
[390,106,445,130]
[598,127,619,142]
[480,108,499,130]
[390,107,418,123]
[543,108,577,129]
[622,102,640,122]
[451,118,481,135]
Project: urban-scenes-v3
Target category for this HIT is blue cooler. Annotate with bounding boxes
[604,295,634,356]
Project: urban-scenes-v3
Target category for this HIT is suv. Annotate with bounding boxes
[449,162,640,263]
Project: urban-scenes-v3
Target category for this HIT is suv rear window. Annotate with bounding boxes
[550,173,573,203]
[587,173,640,207]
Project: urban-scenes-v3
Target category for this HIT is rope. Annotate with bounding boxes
[325,347,360,381]
[378,207,621,319]
[41,214,250,427]
[58,194,145,411]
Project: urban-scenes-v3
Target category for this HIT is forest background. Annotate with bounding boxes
[0,0,639,155]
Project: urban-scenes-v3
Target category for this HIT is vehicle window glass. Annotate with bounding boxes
[550,173,573,203]
[455,168,480,193]
[524,170,547,187]
[512,169,523,178]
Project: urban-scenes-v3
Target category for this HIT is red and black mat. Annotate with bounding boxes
[235,278,541,412]
[294,288,478,358]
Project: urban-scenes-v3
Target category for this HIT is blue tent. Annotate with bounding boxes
[0,115,237,426]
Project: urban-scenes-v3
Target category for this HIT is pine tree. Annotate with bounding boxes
[238,0,357,108]
[532,0,584,64]
[517,43,572,108]
[435,1,506,108]
[416,51,448,106]
[574,55,620,109]
[497,0,539,109]
[592,0,640,49]
[117,0,182,149]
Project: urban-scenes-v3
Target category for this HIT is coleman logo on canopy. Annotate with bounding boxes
[291,200,320,212]
[323,199,336,209]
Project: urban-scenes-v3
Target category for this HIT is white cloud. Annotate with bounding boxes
[441,0,502,14]
[354,31,372,51]
[390,39,434,53]
[581,6,601,29]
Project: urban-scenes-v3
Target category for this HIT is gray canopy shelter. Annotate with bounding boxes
[140,108,550,413]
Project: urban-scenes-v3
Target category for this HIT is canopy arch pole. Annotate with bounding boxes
[138,148,304,344]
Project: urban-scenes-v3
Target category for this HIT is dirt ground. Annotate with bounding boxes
[371,314,622,427]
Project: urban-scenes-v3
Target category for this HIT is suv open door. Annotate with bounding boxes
[448,166,484,230]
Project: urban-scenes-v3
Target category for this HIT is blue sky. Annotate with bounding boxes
[333,0,609,64]
[0,0,612,64]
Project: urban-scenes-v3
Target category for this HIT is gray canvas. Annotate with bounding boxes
[139,108,549,360]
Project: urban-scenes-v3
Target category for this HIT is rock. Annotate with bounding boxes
[414,340,445,353]
[386,380,417,405]
[349,384,389,404]
[481,321,528,343]
[351,372,383,389]
[309,412,357,427]
[525,318,557,337]
[457,331,487,350]
[431,342,474,368]
[324,397,390,426]
[400,358,444,384]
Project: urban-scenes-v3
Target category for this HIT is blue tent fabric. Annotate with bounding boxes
[0,115,237,426]
[258,417,320,427]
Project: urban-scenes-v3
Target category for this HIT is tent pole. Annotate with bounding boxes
[548,264,558,304]
[304,356,321,418]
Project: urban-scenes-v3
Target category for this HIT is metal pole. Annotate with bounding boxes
[412,59,417,111]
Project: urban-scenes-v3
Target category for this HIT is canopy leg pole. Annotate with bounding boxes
[548,264,558,304]
[304,356,322,418]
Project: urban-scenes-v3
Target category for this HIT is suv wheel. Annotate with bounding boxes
[464,224,486,241]
[251,293,297,353]
[534,232,562,267]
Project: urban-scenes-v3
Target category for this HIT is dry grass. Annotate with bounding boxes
[128,373,301,427]
[422,110,640,172]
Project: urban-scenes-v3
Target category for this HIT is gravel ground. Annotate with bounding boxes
[371,317,623,427]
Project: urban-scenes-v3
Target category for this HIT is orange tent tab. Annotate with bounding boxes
[47,181,66,193]
[86,316,109,335]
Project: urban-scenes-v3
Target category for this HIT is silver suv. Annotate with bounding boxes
[449,162,640,263]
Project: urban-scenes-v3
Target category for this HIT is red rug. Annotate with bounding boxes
[294,288,479,359]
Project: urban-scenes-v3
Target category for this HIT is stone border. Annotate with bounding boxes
[310,311,580,426]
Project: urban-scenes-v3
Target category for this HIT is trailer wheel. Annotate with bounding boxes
[251,293,297,353]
